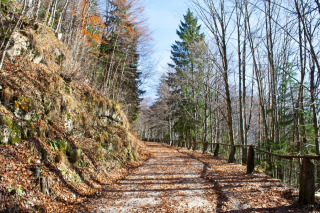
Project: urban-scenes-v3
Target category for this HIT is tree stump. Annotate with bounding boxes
[40,176,47,194]
[71,148,81,163]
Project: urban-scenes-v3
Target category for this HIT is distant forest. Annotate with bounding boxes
[136,0,320,171]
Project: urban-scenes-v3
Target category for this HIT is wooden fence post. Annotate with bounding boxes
[299,158,315,205]
[192,142,196,151]
[214,144,219,157]
[187,141,191,150]
[247,146,255,174]
[242,147,248,165]
[203,142,209,153]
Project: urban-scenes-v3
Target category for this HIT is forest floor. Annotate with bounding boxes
[76,142,320,212]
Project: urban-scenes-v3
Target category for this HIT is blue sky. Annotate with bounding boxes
[140,0,189,101]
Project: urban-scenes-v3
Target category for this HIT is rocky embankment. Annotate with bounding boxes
[0,24,148,212]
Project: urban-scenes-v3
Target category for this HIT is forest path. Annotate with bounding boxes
[79,142,304,212]
[86,142,217,212]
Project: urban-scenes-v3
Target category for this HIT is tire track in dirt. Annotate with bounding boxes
[88,142,218,212]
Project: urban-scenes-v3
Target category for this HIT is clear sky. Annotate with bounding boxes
[140,0,189,101]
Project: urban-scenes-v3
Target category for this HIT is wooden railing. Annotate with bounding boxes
[150,139,318,206]
[217,143,318,206]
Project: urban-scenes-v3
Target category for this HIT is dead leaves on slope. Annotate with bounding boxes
[178,148,318,212]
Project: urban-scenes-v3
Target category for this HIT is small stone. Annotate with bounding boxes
[57,33,62,40]
[1,127,10,144]
[33,55,43,64]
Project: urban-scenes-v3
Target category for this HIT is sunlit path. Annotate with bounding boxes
[77,142,308,212]
[86,142,217,212]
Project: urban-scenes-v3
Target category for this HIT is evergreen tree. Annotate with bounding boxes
[97,0,145,122]
[167,9,205,145]
[168,9,205,76]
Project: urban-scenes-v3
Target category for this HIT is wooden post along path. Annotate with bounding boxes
[246,145,255,174]
[299,158,315,205]
[206,142,319,205]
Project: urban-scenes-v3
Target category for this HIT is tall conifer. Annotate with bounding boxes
[167,9,205,144]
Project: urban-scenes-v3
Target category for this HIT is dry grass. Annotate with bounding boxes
[31,24,74,74]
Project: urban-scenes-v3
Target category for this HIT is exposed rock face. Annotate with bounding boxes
[0,26,137,171]
[64,115,73,133]
[30,51,43,63]
[7,32,30,60]
[0,115,21,144]
[6,31,43,63]
[0,20,143,213]
[99,109,122,124]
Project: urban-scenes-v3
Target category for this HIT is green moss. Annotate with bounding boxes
[96,142,107,162]
[116,160,122,168]
[28,123,36,137]
[97,142,102,150]
[11,120,20,131]
[4,116,12,127]
[9,136,21,144]
[66,112,73,119]
[57,139,67,153]
[8,120,21,144]
[65,86,71,95]
[130,153,135,162]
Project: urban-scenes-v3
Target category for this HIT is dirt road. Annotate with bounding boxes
[79,142,308,212]
[88,142,217,212]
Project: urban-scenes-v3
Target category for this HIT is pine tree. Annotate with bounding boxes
[169,9,205,75]
[97,0,145,122]
[167,9,205,146]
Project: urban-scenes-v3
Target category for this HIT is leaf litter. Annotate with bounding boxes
[2,141,319,212]
[78,142,320,212]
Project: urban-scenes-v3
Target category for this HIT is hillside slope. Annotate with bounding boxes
[0,24,148,212]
